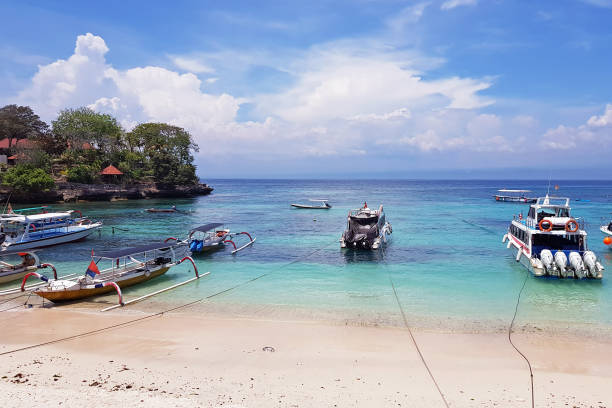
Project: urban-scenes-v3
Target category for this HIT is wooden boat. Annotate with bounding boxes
[0,250,42,284]
[291,199,332,209]
[22,242,199,304]
[172,223,256,255]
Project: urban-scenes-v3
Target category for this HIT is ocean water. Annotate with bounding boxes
[4,180,612,335]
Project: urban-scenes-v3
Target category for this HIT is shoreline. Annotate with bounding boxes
[0,182,213,204]
[1,307,611,407]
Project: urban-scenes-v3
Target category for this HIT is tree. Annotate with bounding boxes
[127,123,199,186]
[0,105,49,150]
[1,164,55,193]
[52,107,123,154]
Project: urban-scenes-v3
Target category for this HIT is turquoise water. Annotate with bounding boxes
[4,180,612,334]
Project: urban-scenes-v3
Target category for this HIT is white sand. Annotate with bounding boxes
[1,306,611,407]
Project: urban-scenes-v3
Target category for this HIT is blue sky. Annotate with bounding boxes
[1,0,612,178]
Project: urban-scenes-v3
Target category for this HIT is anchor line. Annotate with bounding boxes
[508,272,535,408]
[0,240,337,356]
[388,274,450,408]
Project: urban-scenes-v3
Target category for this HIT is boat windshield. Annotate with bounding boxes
[536,207,569,221]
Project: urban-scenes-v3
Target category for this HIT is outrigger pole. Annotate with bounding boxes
[100,256,205,312]
[223,232,257,254]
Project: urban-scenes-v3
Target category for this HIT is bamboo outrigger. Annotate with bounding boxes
[21,241,202,306]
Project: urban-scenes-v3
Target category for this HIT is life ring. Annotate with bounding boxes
[538,219,553,232]
[565,219,579,233]
[29,224,36,232]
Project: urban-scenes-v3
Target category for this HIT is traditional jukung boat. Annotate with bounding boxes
[0,209,102,250]
[340,202,392,250]
[0,250,43,284]
[493,189,537,203]
[291,199,332,209]
[502,195,604,279]
[176,223,256,255]
[21,242,199,305]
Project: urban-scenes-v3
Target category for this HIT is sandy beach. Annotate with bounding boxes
[1,305,610,408]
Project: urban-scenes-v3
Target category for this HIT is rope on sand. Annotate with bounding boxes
[508,272,535,408]
[0,240,336,356]
[388,274,450,408]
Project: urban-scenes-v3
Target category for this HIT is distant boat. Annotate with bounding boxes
[291,199,332,209]
[146,205,178,213]
[493,189,536,203]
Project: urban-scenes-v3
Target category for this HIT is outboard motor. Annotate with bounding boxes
[569,252,585,279]
[540,249,555,276]
[554,251,569,278]
[582,251,600,278]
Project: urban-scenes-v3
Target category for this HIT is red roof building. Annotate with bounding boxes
[100,165,123,175]
[0,138,34,150]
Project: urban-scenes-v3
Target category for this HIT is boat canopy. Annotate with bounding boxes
[190,223,224,234]
[308,199,329,202]
[498,189,531,193]
[96,242,179,259]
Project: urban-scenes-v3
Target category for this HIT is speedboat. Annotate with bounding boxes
[146,205,178,213]
[502,195,603,279]
[291,199,332,209]
[340,202,392,250]
[493,189,536,203]
[0,210,102,250]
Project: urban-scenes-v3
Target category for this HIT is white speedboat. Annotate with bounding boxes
[340,203,392,250]
[0,210,102,251]
[291,199,332,209]
[181,222,256,255]
[502,195,603,279]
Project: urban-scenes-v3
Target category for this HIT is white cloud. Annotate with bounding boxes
[540,104,612,149]
[170,56,215,74]
[441,0,478,11]
[586,104,612,127]
[387,2,431,32]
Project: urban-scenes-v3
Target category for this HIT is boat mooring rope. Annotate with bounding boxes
[388,274,450,408]
[508,272,535,408]
[0,240,337,357]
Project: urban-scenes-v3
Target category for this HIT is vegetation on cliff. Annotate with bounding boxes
[0,104,201,193]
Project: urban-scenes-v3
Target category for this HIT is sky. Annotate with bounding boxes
[1,0,612,179]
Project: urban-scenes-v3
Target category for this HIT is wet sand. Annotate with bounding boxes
[1,306,611,407]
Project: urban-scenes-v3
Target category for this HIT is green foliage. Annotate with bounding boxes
[127,123,199,186]
[0,105,49,151]
[52,107,123,154]
[1,105,201,189]
[2,164,55,193]
[66,164,96,184]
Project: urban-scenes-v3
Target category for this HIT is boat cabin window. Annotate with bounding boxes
[350,215,378,226]
[532,234,583,252]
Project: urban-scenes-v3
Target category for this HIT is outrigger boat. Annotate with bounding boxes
[176,223,256,255]
[0,209,101,250]
[494,189,536,203]
[341,202,392,250]
[21,242,201,306]
[291,199,332,209]
[502,195,604,279]
[0,250,42,284]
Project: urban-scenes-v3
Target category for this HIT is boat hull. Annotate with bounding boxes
[0,266,38,284]
[35,266,170,302]
[2,224,101,251]
[291,204,331,209]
